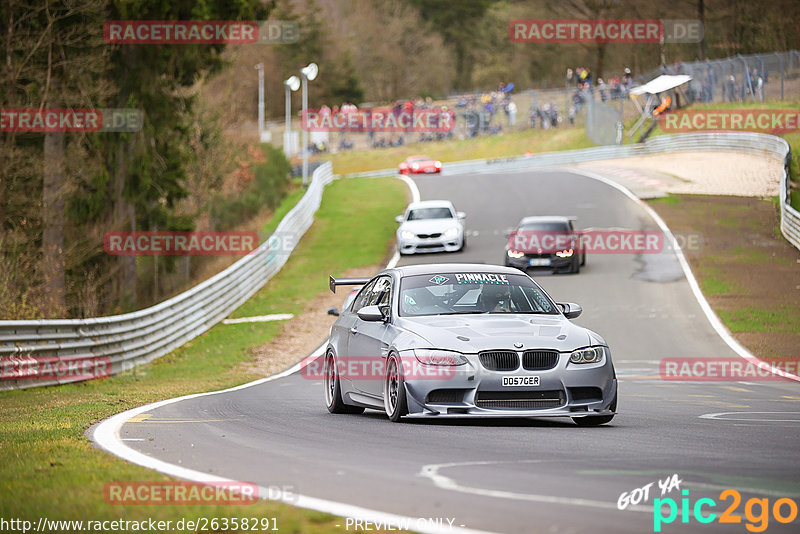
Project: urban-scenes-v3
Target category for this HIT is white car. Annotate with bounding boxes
[394,200,465,255]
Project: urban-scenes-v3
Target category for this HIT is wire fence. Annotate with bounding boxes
[637,50,800,104]
[273,50,799,155]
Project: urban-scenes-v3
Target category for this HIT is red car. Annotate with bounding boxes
[398,155,442,175]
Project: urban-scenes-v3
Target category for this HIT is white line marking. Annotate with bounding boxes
[566,167,800,383]
[383,174,417,269]
[95,391,490,534]
[418,460,651,513]
[685,480,798,497]
[93,345,490,534]
[222,314,294,324]
[396,173,421,203]
[386,250,400,269]
[699,411,800,422]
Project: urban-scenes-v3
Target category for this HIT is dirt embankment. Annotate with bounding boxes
[240,265,383,377]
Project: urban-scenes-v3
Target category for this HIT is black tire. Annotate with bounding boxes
[324,352,364,414]
[580,252,586,266]
[573,393,616,426]
[571,256,581,274]
[384,354,408,422]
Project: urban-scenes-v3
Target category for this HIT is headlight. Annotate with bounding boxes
[507,249,525,259]
[435,161,442,168]
[400,230,415,240]
[444,227,460,239]
[569,346,606,364]
[555,248,574,258]
[412,163,419,170]
[414,349,468,366]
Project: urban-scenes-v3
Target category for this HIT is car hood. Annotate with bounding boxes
[394,314,601,353]
[398,219,460,233]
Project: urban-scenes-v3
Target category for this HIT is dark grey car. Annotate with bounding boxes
[505,216,587,274]
[325,263,617,424]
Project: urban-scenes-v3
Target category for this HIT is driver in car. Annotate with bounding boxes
[479,283,512,312]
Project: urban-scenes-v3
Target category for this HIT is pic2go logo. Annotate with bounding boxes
[653,489,799,532]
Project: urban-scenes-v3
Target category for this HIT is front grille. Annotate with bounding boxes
[417,244,444,249]
[479,351,519,371]
[475,390,565,409]
[569,387,603,402]
[427,389,468,404]
[522,350,559,370]
[417,233,442,239]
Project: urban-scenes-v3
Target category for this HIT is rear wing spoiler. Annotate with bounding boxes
[329,275,370,294]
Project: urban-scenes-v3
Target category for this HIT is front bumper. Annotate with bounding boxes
[401,352,616,418]
[399,235,462,254]
[506,253,575,272]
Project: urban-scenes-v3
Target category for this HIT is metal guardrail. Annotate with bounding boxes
[0,162,335,390]
[3,133,796,390]
[344,132,798,249]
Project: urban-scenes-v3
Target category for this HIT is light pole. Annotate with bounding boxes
[283,75,300,157]
[300,62,318,187]
[255,63,268,143]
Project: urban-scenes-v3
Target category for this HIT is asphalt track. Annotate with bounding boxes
[104,170,800,534]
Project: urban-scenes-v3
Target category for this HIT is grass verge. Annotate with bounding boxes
[0,177,407,531]
[647,194,800,360]
[318,127,593,175]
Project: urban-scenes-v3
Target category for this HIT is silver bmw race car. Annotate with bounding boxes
[324,263,617,424]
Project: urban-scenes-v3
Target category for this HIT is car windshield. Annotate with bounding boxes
[399,273,558,317]
[407,207,453,220]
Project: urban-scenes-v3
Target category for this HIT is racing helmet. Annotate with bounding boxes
[479,283,511,310]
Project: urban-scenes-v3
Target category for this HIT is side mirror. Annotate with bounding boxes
[357,305,386,322]
[456,211,466,220]
[558,302,582,319]
[327,307,339,317]
[394,215,404,223]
